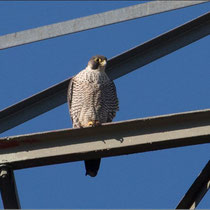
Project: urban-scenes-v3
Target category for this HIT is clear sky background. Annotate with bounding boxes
[0,1,210,209]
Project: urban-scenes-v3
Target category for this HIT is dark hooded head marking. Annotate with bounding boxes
[88,55,107,70]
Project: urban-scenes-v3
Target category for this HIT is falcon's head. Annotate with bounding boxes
[87,55,107,71]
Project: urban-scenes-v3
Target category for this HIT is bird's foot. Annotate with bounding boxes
[87,120,100,127]
[87,121,94,127]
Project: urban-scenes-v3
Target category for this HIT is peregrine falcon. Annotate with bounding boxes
[67,55,119,177]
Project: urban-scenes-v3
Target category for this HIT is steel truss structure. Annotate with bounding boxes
[0,1,209,209]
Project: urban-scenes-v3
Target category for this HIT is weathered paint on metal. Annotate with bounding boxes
[0,109,210,170]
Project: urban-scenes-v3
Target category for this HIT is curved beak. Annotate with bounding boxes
[100,60,107,66]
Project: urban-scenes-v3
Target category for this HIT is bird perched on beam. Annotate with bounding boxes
[67,55,119,177]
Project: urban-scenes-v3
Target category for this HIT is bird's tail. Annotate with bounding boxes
[85,158,101,177]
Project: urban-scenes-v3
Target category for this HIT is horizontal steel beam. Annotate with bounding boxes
[0,109,210,170]
[0,1,206,50]
[176,161,210,209]
[0,12,210,134]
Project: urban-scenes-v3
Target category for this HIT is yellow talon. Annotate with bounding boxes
[87,121,100,127]
[88,121,94,126]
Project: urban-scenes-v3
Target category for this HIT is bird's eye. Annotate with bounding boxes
[95,58,102,63]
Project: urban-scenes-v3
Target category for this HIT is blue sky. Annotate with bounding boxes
[0,1,210,208]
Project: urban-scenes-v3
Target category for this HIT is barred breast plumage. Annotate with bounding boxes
[68,65,119,128]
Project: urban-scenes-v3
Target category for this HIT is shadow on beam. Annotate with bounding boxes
[0,109,210,170]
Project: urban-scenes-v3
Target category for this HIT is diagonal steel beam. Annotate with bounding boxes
[0,109,210,170]
[0,12,210,134]
[0,1,206,50]
[106,11,210,80]
[176,161,210,209]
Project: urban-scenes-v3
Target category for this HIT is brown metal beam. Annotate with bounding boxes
[176,161,210,209]
[0,109,210,170]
